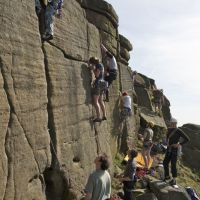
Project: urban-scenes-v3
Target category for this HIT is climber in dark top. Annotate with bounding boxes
[89,57,107,123]
[101,44,118,102]
[163,117,189,186]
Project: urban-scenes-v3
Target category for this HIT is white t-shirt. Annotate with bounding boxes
[123,95,132,109]
[107,56,117,71]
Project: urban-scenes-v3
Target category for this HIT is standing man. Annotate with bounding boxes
[118,149,138,200]
[141,121,154,169]
[84,154,111,200]
[163,117,189,186]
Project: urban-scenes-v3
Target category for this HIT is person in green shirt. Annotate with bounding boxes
[84,154,111,200]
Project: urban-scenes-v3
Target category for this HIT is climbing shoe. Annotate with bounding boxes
[43,34,53,41]
[164,176,171,182]
[169,179,176,186]
[102,116,107,121]
[93,118,102,123]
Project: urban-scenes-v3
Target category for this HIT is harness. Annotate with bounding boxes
[120,107,132,120]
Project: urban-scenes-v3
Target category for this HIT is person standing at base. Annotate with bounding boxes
[118,149,138,200]
[141,121,154,169]
[84,154,111,200]
[163,117,189,186]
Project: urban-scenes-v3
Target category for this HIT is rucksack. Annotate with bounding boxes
[185,187,200,200]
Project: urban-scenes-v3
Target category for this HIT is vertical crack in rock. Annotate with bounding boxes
[116,29,122,92]
[0,58,11,200]
[41,44,73,200]
[93,125,101,155]
[41,44,58,169]
[1,59,40,172]
[0,57,41,199]
[86,23,90,59]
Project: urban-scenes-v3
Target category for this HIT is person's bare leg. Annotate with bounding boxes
[142,149,148,168]
[93,95,101,119]
[98,94,106,118]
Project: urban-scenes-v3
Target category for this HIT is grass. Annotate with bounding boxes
[177,161,200,195]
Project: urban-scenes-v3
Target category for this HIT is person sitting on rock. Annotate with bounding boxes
[120,91,132,120]
[42,0,63,41]
[163,117,189,186]
[89,57,107,123]
[84,154,111,200]
[140,121,154,169]
[101,44,118,102]
[117,149,138,200]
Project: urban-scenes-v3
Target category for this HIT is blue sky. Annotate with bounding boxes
[106,0,200,126]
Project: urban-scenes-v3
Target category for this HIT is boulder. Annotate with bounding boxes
[80,0,118,27]
[137,192,158,200]
[119,34,133,51]
[149,180,191,200]
[180,124,200,169]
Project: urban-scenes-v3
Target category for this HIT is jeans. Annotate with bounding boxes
[45,3,55,35]
[163,148,178,178]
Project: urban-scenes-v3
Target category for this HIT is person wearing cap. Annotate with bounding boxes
[118,149,138,200]
[101,44,118,102]
[141,121,154,169]
[163,117,189,186]
[84,154,111,200]
[89,57,107,123]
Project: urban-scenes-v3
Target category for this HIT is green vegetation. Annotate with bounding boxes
[177,161,200,195]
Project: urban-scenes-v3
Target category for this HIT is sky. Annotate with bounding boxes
[106,0,200,126]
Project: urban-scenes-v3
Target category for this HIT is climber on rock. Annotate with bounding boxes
[89,57,107,123]
[84,153,111,200]
[140,121,154,169]
[132,70,137,84]
[153,89,164,114]
[163,117,189,186]
[120,91,132,120]
[41,0,63,41]
[101,44,118,102]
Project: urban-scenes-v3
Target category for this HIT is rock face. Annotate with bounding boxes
[0,0,171,199]
[181,124,200,170]
[149,181,191,200]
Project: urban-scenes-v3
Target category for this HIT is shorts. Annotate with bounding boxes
[143,141,153,150]
[120,107,132,120]
[92,80,107,96]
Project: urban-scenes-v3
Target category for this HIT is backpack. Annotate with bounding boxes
[185,187,200,200]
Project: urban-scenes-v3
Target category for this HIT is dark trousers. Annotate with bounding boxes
[123,189,134,200]
[163,148,178,178]
[123,181,135,200]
